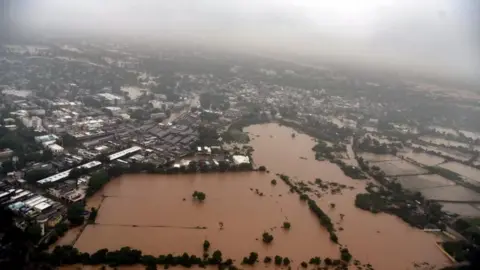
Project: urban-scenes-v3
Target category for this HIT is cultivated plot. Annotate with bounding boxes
[396,175,455,191]
[375,160,428,176]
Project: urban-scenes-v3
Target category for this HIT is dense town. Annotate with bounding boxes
[0,40,479,269]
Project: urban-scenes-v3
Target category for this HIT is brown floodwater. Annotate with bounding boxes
[70,123,450,270]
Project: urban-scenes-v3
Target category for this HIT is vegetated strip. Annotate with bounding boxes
[277,174,339,243]
[47,245,233,269]
[354,157,447,231]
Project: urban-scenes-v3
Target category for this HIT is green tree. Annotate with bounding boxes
[25,224,42,243]
[67,203,85,226]
[192,191,206,202]
[340,248,352,262]
[210,250,222,264]
[203,240,210,251]
[271,179,277,185]
[309,256,321,265]
[263,256,272,263]
[282,222,291,230]
[242,252,258,265]
[282,257,290,266]
[301,261,308,268]
[274,255,283,265]
[88,208,98,224]
[262,232,274,244]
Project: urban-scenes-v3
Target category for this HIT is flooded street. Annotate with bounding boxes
[72,123,450,269]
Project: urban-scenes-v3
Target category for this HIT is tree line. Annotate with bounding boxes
[278,174,339,243]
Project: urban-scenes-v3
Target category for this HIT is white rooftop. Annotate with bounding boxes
[232,155,250,165]
[108,146,142,161]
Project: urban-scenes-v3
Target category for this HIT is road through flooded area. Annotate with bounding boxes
[72,123,450,270]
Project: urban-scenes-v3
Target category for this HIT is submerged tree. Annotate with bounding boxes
[203,240,210,251]
[192,191,206,202]
[262,232,274,244]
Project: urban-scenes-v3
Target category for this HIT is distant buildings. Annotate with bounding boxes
[35,134,59,144]
[37,160,102,184]
[97,93,124,105]
[107,146,142,161]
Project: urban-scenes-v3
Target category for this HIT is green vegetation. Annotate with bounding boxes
[278,174,338,243]
[274,255,283,265]
[282,222,291,230]
[263,256,272,263]
[44,245,236,268]
[357,136,399,155]
[241,252,258,265]
[262,232,274,244]
[309,257,321,265]
[270,179,277,185]
[453,218,480,246]
[87,170,110,196]
[331,159,367,179]
[301,261,308,268]
[425,166,462,181]
[312,140,346,161]
[192,191,206,202]
[354,160,447,231]
[203,240,210,251]
[67,203,85,226]
[24,168,53,183]
[88,208,98,224]
[282,257,290,266]
[340,248,352,262]
[442,241,475,262]
[258,165,267,172]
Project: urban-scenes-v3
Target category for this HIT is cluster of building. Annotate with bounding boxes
[0,182,64,235]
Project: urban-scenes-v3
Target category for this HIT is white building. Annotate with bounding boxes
[232,155,250,165]
[47,144,64,154]
[108,146,142,161]
[21,116,44,131]
[97,93,124,105]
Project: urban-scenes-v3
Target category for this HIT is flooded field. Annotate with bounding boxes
[439,162,480,184]
[396,175,455,191]
[411,144,472,162]
[429,126,458,137]
[76,172,340,262]
[421,186,480,202]
[373,160,428,176]
[440,202,480,217]
[69,123,449,270]
[459,130,480,141]
[419,136,470,149]
[401,149,445,166]
[358,153,399,162]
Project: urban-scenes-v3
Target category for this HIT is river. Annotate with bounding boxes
[68,123,449,269]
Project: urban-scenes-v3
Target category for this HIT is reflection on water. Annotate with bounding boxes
[72,123,449,270]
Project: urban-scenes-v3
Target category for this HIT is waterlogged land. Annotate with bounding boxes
[76,172,339,262]
[67,123,450,270]
[246,124,449,270]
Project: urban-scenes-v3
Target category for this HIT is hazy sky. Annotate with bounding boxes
[13,0,480,80]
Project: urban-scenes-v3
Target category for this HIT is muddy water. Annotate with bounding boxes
[73,123,450,270]
[76,173,340,264]
[247,123,450,270]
